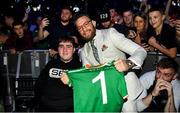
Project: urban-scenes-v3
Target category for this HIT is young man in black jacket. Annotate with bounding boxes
[34,36,82,112]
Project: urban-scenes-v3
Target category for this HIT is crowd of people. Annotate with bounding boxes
[0,0,180,112]
[0,2,179,56]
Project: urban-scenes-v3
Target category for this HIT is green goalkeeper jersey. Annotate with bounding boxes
[68,64,128,112]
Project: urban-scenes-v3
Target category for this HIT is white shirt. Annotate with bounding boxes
[80,28,147,67]
[80,28,147,112]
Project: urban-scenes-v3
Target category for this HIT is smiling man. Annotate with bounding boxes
[34,36,82,112]
[61,14,147,112]
[147,7,177,58]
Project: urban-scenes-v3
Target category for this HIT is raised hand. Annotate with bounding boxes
[39,18,50,29]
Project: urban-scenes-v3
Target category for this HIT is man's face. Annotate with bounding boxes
[60,9,72,23]
[58,41,75,62]
[155,67,176,82]
[123,10,133,26]
[149,11,164,29]
[75,16,96,41]
[13,25,24,38]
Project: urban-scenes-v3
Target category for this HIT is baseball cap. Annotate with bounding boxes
[98,10,111,23]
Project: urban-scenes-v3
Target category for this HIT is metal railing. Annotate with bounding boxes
[0,50,180,112]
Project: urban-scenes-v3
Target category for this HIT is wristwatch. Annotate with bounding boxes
[125,60,135,69]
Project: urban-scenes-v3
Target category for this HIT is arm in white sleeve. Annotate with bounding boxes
[136,89,148,111]
[110,28,147,68]
[128,47,147,69]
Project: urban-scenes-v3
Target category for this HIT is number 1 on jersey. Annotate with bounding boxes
[92,71,107,104]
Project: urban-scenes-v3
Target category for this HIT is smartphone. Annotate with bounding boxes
[25,6,31,14]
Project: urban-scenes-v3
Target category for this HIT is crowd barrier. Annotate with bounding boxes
[0,50,49,112]
[0,50,180,112]
[1,50,180,78]
[0,50,49,78]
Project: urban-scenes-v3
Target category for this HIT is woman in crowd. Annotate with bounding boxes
[133,11,153,52]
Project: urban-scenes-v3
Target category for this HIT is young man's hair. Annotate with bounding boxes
[122,6,133,14]
[60,6,73,15]
[157,58,179,73]
[73,13,91,25]
[12,20,24,28]
[58,36,76,47]
[148,6,165,15]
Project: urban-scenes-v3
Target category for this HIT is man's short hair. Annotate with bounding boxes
[148,6,165,15]
[12,21,24,28]
[73,13,91,25]
[60,6,73,14]
[157,58,179,73]
[58,36,76,47]
[122,6,133,14]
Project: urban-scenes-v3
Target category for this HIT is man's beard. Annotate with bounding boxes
[82,27,96,42]
[61,18,69,23]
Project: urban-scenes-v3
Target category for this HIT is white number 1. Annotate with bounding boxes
[92,71,107,104]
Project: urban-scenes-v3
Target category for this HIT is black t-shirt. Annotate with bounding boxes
[113,24,129,37]
[46,18,78,50]
[96,23,129,37]
[147,23,177,49]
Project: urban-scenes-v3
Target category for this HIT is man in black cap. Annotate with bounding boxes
[97,9,136,39]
